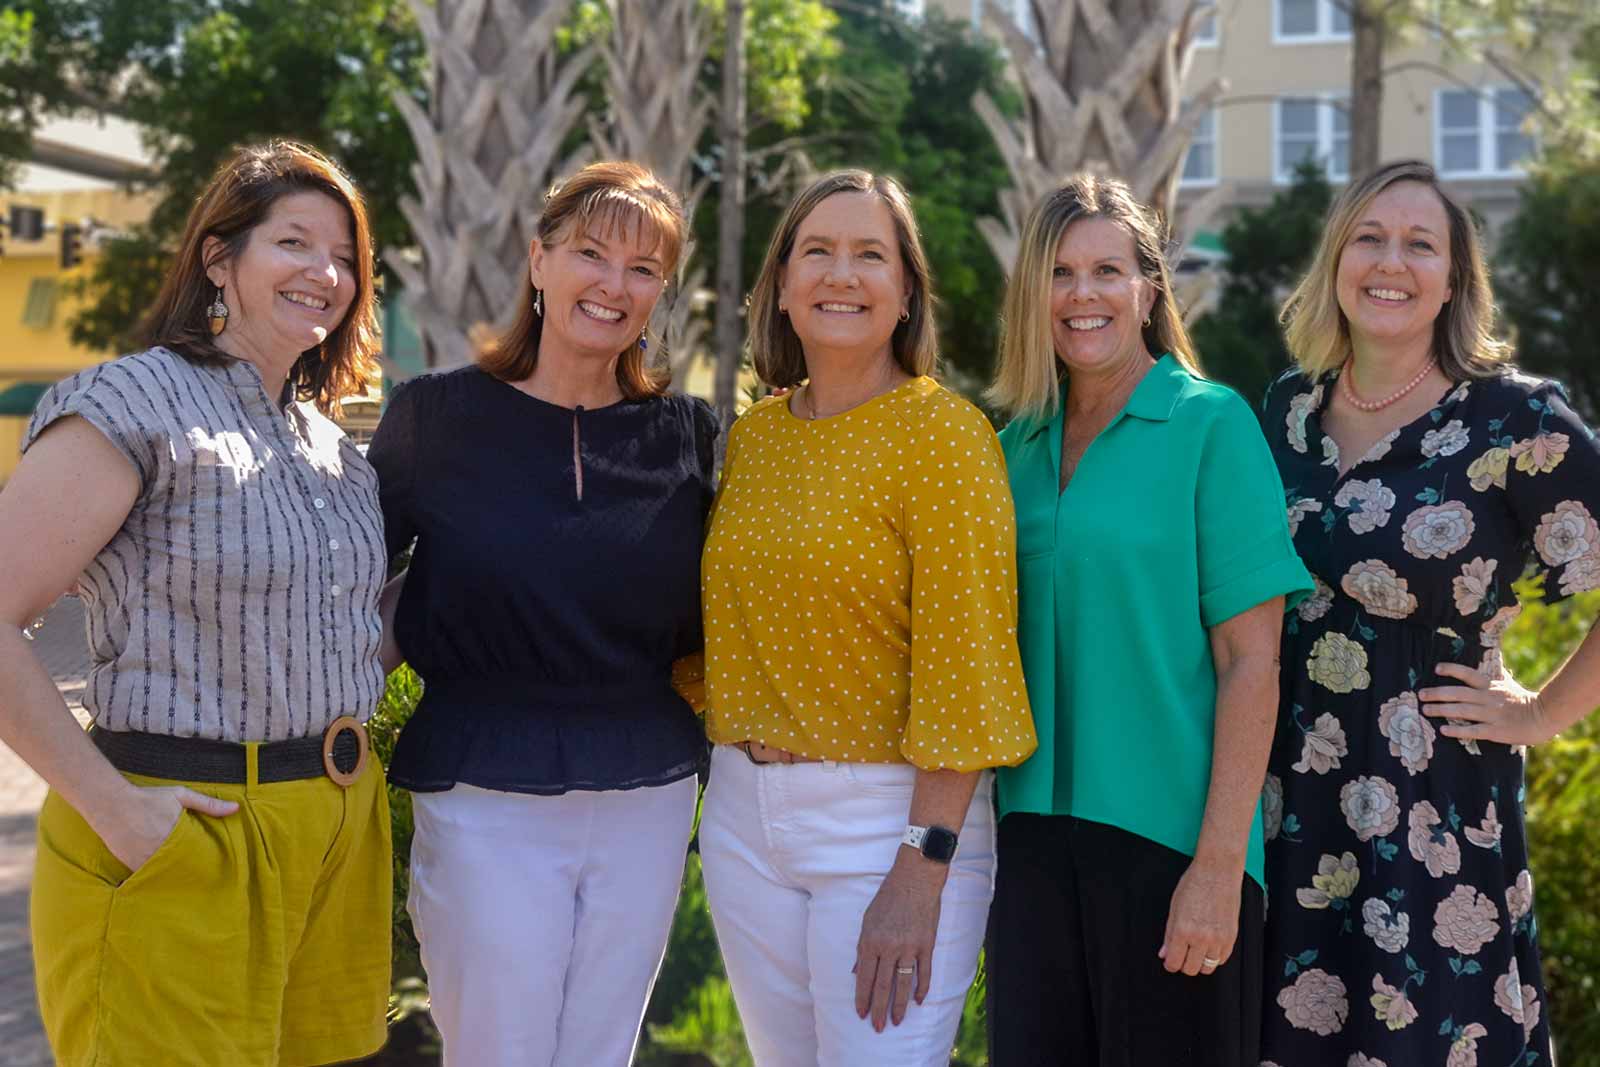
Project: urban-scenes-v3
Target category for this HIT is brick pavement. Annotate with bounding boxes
[1,597,90,1067]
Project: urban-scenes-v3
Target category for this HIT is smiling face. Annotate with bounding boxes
[1048,216,1155,377]
[778,191,910,368]
[1335,180,1454,354]
[529,214,667,364]
[205,190,357,361]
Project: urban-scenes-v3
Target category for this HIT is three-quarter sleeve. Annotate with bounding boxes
[1196,391,1315,627]
[24,360,169,497]
[366,376,422,562]
[1501,379,1600,601]
[900,403,1037,772]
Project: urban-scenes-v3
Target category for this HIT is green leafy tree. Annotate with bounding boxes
[1189,160,1333,407]
[1497,157,1600,421]
[44,0,428,352]
[784,5,1019,386]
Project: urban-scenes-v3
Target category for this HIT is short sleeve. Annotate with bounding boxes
[1502,378,1600,601]
[366,376,422,561]
[901,399,1038,772]
[24,359,167,495]
[1196,391,1316,627]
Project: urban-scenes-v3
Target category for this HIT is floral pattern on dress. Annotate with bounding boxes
[1261,368,1600,1065]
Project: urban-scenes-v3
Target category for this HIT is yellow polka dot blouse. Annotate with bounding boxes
[701,376,1038,772]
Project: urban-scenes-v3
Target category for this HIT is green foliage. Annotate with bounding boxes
[705,0,841,134]
[1189,160,1332,406]
[0,6,35,189]
[367,665,423,987]
[1503,581,1600,1064]
[1497,158,1600,421]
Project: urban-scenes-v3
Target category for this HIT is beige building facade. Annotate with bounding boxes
[921,0,1534,232]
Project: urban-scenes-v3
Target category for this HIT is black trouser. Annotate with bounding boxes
[986,814,1264,1067]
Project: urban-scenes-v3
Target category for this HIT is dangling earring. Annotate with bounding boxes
[207,286,230,336]
[638,330,648,351]
[533,289,543,317]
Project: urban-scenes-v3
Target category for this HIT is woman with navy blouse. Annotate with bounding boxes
[366,162,715,1066]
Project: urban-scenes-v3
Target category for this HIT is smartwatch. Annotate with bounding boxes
[902,824,960,864]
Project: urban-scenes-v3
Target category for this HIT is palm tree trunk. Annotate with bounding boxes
[975,0,1225,272]
[390,0,593,369]
[593,0,714,381]
[714,0,747,438]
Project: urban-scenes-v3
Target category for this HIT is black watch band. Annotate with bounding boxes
[902,824,960,864]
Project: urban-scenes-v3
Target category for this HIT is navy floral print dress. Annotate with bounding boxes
[1258,367,1600,1067]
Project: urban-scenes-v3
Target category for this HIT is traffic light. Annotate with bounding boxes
[60,223,82,269]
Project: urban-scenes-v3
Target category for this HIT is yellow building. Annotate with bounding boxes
[0,116,156,485]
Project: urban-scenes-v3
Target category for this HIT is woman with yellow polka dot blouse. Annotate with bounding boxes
[697,170,1037,1067]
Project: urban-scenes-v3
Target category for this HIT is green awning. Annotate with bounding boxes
[1188,230,1226,255]
[0,381,51,417]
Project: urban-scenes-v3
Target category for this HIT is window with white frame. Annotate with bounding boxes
[1276,96,1349,180]
[1181,108,1219,184]
[1436,87,1534,176]
[1276,0,1352,41]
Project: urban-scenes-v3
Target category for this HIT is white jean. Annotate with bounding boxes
[698,745,996,1067]
[407,776,698,1067]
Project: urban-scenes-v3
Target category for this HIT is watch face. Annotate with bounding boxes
[922,826,959,863]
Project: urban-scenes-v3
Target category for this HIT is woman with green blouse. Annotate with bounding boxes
[984,174,1314,1066]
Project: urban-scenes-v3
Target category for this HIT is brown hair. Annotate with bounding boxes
[1281,159,1511,379]
[746,170,938,389]
[477,161,688,398]
[136,141,380,415]
[988,173,1200,418]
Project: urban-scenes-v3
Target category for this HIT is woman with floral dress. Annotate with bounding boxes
[1259,160,1600,1066]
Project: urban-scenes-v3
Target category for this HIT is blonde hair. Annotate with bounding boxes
[478,161,688,398]
[988,174,1200,419]
[1280,159,1511,379]
[746,170,938,389]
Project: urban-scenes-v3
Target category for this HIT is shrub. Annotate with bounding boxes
[1505,583,1600,1064]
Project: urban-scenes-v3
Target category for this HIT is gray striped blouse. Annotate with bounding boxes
[25,347,387,742]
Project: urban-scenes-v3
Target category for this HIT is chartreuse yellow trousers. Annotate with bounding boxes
[30,759,391,1066]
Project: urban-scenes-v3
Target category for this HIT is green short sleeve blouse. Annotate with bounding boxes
[996,354,1313,888]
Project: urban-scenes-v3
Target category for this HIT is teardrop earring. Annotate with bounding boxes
[638,330,648,351]
[533,289,543,317]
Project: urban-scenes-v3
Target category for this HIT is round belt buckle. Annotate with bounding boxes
[322,716,370,787]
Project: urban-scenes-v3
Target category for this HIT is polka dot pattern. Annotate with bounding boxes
[701,376,1038,772]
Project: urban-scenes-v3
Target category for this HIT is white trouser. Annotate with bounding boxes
[407,776,698,1067]
[698,745,996,1067]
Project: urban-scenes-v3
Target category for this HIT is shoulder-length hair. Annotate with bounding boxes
[136,141,380,415]
[1281,159,1510,380]
[988,174,1200,419]
[477,161,688,399]
[747,170,938,389]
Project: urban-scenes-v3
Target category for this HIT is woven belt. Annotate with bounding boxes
[90,716,370,788]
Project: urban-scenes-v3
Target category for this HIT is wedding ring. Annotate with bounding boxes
[1201,957,1221,969]
[895,965,916,975]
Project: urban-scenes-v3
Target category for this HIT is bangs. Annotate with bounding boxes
[564,188,681,272]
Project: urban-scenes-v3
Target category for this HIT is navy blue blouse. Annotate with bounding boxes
[366,365,716,794]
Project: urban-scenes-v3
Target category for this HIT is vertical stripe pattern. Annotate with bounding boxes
[23,347,387,742]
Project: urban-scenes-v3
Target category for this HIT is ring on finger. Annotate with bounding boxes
[1201,957,1221,969]
[895,963,916,975]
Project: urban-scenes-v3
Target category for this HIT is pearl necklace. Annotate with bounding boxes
[1339,358,1437,412]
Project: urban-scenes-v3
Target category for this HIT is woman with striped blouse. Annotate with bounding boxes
[0,142,391,1066]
